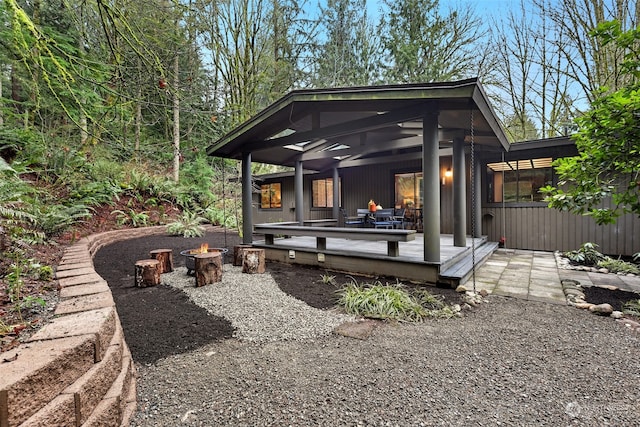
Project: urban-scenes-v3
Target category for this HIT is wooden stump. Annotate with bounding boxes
[195,252,223,287]
[242,248,265,274]
[150,248,173,273]
[135,259,161,287]
[233,244,253,266]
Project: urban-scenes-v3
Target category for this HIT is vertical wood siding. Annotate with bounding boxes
[481,206,639,256]
[252,158,638,257]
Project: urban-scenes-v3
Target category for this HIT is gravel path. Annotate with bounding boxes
[165,266,353,342]
[130,267,640,426]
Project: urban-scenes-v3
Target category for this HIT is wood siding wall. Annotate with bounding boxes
[252,156,639,256]
[482,205,639,256]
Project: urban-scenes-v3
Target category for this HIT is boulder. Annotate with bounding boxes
[589,303,614,316]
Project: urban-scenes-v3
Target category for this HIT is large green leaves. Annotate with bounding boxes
[542,21,640,225]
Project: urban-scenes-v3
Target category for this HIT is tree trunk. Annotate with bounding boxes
[233,244,253,266]
[172,33,180,182]
[135,259,161,287]
[195,252,223,286]
[150,249,173,273]
[242,248,265,274]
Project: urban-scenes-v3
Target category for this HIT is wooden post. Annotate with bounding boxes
[135,259,161,287]
[242,248,265,274]
[233,244,252,266]
[150,249,173,273]
[195,252,223,287]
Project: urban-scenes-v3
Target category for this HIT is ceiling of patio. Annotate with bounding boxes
[207,78,510,172]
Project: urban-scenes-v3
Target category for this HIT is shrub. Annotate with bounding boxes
[597,258,640,275]
[337,281,427,322]
[336,280,460,322]
[564,242,607,266]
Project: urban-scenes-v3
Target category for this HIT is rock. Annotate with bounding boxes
[574,302,594,310]
[564,287,584,296]
[334,320,378,340]
[455,285,467,293]
[589,303,614,315]
[610,311,624,319]
[598,268,609,274]
[479,289,489,297]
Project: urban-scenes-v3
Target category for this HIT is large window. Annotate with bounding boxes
[394,172,423,209]
[312,177,341,208]
[487,158,553,203]
[260,183,281,209]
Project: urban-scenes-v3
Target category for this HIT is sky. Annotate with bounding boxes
[363,0,533,22]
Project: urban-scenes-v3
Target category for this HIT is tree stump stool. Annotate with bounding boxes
[233,244,253,266]
[135,259,161,287]
[195,252,223,287]
[242,248,266,274]
[150,248,173,273]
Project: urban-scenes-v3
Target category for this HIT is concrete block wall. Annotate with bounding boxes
[0,226,168,427]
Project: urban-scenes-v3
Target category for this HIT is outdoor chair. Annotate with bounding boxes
[372,208,394,229]
[341,208,365,227]
[391,208,406,229]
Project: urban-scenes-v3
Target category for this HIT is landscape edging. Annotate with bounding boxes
[0,226,167,427]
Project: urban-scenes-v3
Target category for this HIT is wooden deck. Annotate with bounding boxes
[252,234,497,287]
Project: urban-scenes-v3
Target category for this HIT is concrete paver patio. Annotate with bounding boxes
[461,249,640,304]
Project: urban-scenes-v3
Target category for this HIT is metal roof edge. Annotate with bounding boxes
[472,82,510,151]
[507,136,575,151]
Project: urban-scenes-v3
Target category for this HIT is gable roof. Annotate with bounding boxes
[207,78,510,172]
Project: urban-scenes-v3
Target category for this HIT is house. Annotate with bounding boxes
[207,78,639,285]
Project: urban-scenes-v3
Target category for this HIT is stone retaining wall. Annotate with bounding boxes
[0,226,168,427]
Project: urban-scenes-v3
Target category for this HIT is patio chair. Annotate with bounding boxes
[341,208,365,227]
[391,208,406,229]
[372,208,394,229]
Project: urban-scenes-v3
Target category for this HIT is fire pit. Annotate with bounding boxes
[180,244,229,275]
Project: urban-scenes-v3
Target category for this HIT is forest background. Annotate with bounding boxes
[0,0,639,337]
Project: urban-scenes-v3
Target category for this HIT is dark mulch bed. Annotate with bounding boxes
[582,285,640,312]
[93,229,458,365]
[93,230,241,365]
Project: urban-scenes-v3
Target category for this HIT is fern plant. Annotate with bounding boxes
[623,299,640,317]
[38,203,93,236]
[111,209,149,227]
[166,211,206,237]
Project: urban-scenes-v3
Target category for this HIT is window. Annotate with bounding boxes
[312,178,341,208]
[487,158,553,203]
[394,172,423,209]
[260,183,281,209]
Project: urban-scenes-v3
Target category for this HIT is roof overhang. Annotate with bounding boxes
[207,78,510,172]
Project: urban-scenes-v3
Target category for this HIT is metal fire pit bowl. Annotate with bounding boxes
[180,247,229,275]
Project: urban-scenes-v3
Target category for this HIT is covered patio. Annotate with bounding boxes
[208,78,509,285]
[252,233,495,286]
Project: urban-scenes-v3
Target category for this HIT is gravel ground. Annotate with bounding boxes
[130,266,640,426]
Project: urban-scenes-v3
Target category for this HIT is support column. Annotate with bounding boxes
[242,152,253,244]
[473,155,482,238]
[422,111,440,263]
[453,137,467,247]
[332,167,340,221]
[295,160,304,225]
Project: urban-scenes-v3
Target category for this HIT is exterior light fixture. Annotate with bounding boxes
[442,168,452,185]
